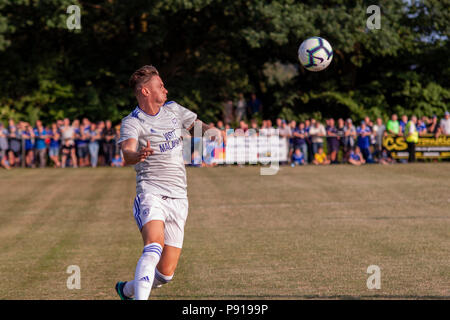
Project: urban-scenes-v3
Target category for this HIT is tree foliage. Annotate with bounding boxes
[0,0,448,125]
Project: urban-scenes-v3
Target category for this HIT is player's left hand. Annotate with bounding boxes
[138,140,154,161]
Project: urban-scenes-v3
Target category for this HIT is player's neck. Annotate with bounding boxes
[138,99,162,116]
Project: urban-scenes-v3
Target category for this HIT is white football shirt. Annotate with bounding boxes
[118,101,197,198]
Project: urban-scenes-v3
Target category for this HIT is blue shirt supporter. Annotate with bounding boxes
[349,151,361,161]
[34,128,47,150]
[356,125,371,150]
[292,127,306,148]
[48,129,60,148]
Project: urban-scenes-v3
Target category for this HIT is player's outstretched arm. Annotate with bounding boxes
[120,139,154,165]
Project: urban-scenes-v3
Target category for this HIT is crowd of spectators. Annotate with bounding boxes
[0,118,124,169]
[213,98,450,167]
[0,108,449,170]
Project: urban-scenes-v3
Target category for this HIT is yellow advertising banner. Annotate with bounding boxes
[383,134,450,159]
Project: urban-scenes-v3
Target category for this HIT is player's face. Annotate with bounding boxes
[146,76,168,105]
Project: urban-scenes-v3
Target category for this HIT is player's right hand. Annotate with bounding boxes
[138,140,154,162]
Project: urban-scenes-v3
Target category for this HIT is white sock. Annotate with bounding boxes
[134,243,162,300]
[122,268,173,298]
[123,280,135,298]
[153,268,174,288]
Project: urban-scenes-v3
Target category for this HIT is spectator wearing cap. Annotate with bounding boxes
[356,120,373,163]
[440,111,450,135]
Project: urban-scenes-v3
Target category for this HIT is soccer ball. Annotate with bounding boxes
[298,37,333,71]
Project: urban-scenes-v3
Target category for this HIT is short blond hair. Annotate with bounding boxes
[129,65,159,95]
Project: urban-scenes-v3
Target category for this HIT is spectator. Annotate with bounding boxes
[291,148,305,166]
[399,114,408,135]
[386,114,400,135]
[308,120,326,155]
[0,122,10,169]
[343,118,356,161]
[336,118,345,163]
[235,93,247,122]
[348,146,365,166]
[88,123,101,168]
[97,120,106,166]
[372,117,386,160]
[417,118,428,136]
[34,120,48,168]
[248,93,262,117]
[7,120,22,167]
[326,118,339,164]
[313,146,330,165]
[216,120,225,131]
[102,119,116,166]
[292,122,308,164]
[60,118,78,168]
[427,115,440,137]
[440,111,450,135]
[356,121,373,163]
[287,120,296,161]
[22,124,35,168]
[48,122,61,167]
[378,148,395,165]
[77,118,90,167]
[111,153,124,167]
[405,115,418,163]
[304,119,313,163]
[279,120,292,139]
[248,119,259,136]
[364,116,374,129]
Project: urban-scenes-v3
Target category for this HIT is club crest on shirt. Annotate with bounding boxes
[172,118,178,126]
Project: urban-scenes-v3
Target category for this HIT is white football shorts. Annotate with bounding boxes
[133,193,189,248]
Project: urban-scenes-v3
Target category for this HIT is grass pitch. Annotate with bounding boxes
[0,163,449,299]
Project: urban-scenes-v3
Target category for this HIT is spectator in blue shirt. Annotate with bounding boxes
[292,122,308,164]
[34,119,48,168]
[417,119,427,136]
[399,115,408,135]
[357,121,373,163]
[22,123,35,168]
[291,148,305,166]
[348,146,365,166]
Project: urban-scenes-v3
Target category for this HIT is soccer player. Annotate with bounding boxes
[115,65,216,300]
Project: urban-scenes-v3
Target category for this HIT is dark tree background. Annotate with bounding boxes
[0,0,448,125]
